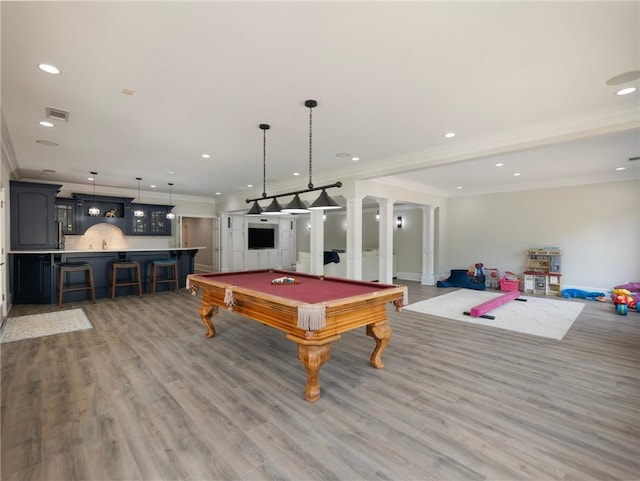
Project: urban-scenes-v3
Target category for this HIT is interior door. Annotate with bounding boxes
[182,218,191,247]
[0,186,6,319]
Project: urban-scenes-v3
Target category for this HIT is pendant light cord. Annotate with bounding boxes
[262,126,267,198]
[91,171,97,195]
[308,102,313,189]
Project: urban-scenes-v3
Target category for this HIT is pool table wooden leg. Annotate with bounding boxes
[366,322,392,369]
[198,302,218,338]
[297,343,332,402]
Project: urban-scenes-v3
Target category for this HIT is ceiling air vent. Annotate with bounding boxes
[45,106,70,122]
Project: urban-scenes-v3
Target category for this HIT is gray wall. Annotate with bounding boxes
[445,180,640,291]
[188,217,214,272]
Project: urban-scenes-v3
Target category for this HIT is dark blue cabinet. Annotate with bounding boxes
[11,254,54,304]
[10,181,61,250]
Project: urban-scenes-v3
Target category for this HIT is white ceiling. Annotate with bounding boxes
[2,1,639,202]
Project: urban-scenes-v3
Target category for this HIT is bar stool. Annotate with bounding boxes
[57,262,96,307]
[110,261,142,300]
[150,259,179,296]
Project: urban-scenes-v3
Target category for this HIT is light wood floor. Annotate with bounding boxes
[2,282,639,480]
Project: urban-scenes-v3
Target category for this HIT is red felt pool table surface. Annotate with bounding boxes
[187,269,408,402]
[192,269,400,304]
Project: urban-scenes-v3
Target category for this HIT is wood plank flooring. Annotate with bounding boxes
[2,282,639,480]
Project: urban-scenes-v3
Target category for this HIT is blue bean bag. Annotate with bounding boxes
[437,269,486,290]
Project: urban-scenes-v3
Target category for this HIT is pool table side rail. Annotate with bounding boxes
[188,275,407,340]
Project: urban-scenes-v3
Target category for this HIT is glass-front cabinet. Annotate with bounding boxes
[129,204,173,235]
[55,198,78,234]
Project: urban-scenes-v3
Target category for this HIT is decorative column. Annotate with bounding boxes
[345,194,364,279]
[421,205,435,285]
[309,209,325,275]
[377,198,395,284]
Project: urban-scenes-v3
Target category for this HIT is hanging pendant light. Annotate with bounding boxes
[88,171,100,216]
[262,197,285,215]
[256,124,285,216]
[166,182,176,220]
[281,193,308,213]
[309,189,340,209]
[303,99,340,210]
[245,99,342,212]
[246,124,268,216]
[133,177,145,217]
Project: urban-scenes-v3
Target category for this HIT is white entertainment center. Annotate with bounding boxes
[220,213,297,272]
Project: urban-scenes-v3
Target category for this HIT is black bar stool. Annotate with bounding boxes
[110,261,142,299]
[150,259,179,296]
[57,262,96,307]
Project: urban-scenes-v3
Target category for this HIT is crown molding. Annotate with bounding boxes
[332,104,640,181]
[20,178,216,204]
[1,111,20,178]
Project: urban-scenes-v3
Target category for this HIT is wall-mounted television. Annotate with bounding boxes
[248,227,276,249]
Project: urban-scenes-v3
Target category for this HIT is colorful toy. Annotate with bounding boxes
[612,288,637,315]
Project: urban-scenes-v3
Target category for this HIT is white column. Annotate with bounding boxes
[309,210,325,275]
[345,195,364,280]
[378,198,395,284]
[421,205,435,285]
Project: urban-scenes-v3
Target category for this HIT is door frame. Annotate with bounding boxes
[177,214,219,273]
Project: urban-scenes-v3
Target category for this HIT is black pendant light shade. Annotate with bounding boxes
[246,201,264,216]
[308,189,341,210]
[262,197,285,215]
[281,194,309,214]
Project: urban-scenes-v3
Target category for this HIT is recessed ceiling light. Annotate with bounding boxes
[202,154,211,159]
[216,192,221,195]
[616,167,626,171]
[38,63,60,74]
[444,132,456,138]
[513,172,521,176]
[495,163,504,167]
[616,87,637,96]
[168,171,175,175]
[293,172,300,176]
[39,121,54,128]
[87,176,94,181]
[351,157,360,161]
[150,184,157,188]
[456,186,463,190]
[247,184,253,188]
[36,139,58,147]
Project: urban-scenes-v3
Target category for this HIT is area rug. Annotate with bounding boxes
[405,289,584,340]
[1,308,93,344]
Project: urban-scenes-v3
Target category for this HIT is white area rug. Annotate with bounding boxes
[1,308,93,344]
[405,289,584,340]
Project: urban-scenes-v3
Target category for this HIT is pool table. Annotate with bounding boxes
[187,269,408,402]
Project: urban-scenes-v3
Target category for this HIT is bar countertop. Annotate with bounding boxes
[9,247,205,254]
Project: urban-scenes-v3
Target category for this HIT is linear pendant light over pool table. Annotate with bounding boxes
[246,99,342,215]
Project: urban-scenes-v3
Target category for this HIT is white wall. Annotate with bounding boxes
[446,180,640,291]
